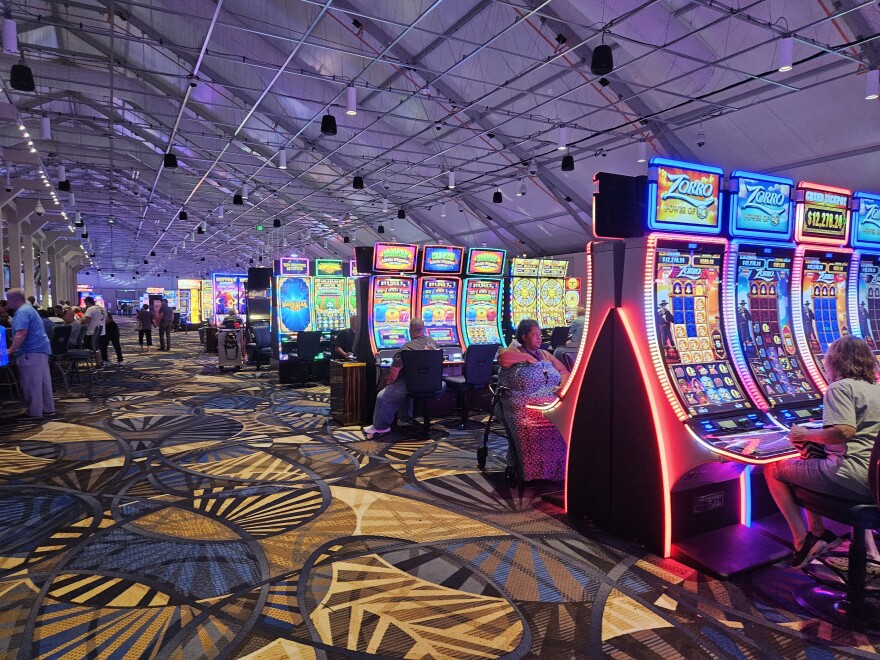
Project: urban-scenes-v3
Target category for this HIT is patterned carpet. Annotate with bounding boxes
[0,319,878,659]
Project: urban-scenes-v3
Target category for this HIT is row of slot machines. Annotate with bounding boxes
[545,157,880,578]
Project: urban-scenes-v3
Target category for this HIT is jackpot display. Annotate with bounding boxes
[370,276,414,350]
[467,248,505,276]
[373,243,418,273]
[800,252,850,379]
[276,276,312,333]
[796,185,851,246]
[463,279,502,345]
[729,173,793,240]
[654,241,749,416]
[733,247,821,407]
[419,277,461,346]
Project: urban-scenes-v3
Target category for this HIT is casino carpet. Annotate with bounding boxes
[0,319,878,659]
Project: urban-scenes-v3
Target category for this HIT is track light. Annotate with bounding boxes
[440,202,446,217]
[273,218,281,228]
[557,125,569,151]
[561,154,575,171]
[197,224,205,234]
[447,170,455,189]
[179,210,188,221]
[777,35,794,72]
[343,234,350,243]
[382,197,388,213]
[398,208,406,219]
[217,204,224,218]
[242,185,249,200]
[58,180,71,192]
[34,199,44,215]
[10,55,35,92]
[150,250,156,257]
[590,43,614,76]
[200,256,205,262]
[40,116,51,141]
[493,187,502,204]
[278,150,287,169]
[637,140,647,163]
[377,224,385,234]
[163,153,178,168]
[517,179,526,196]
[3,18,18,54]
[321,113,337,135]
[353,174,364,189]
[233,193,243,205]
[867,69,879,101]
[346,85,357,116]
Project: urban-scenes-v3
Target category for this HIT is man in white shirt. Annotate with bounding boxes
[83,296,107,367]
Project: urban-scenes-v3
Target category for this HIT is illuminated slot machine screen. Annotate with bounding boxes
[654,240,750,416]
[312,277,347,332]
[419,278,461,346]
[735,247,821,406]
[212,274,247,316]
[348,260,364,318]
[801,251,850,378]
[463,279,502,345]
[856,254,880,351]
[510,258,540,329]
[564,277,582,324]
[276,276,313,334]
[537,257,567,327]
[0,326,7,366]
[371,276,414,349]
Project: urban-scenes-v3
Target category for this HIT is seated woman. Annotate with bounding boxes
[496,319,571,482]
[765,335,880,568]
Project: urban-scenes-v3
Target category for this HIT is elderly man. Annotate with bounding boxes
[83,296,107,367]
[6,288,54,419]
[363,318,439,439]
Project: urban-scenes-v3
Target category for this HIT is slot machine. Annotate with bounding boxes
[566,158,793,578]
[461,248,506,347]
[563,277,582,325]
[348,259,365,321]
[536,258,569,331]
[312,259,348,342]
[508,257,540,339]
[211,274,247,325]
[416,245,465,362]
[847,191,880,356]
[790,183,853,390]
[368,242,418,365]
[273,258,312,360]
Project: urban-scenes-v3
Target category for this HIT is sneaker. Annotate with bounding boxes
[396,417,417,427]
[363,425,390,439]
[790,532,828,569]
[819,530,844,552]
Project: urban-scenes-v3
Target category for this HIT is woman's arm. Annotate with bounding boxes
[497,347,529,369]
[790,423,856,446]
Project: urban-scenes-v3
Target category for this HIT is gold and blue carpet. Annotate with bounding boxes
[0,320,878,658]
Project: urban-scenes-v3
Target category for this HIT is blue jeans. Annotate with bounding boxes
[372,380,412,430]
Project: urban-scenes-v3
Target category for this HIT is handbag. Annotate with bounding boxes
[136,320,143,331]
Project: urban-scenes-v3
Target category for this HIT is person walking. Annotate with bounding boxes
[137,304,153,350]
[156,298,173,351]
[5,288,54,419]
[100,313,124,364]
[82,296,107,367]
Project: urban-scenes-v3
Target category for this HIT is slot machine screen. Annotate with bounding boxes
[277,276,312,333]
[0,326,7,367]
[510,277,537,329]
[654,240,750,416]
[419,278,461,346]
[856,254,880,350]
[312,277,347,332]
[801,250,850,379]
[734,246,821,406]
[371,276,414,349]
[463,279,502,345]
[564,277,581,324]
[537,278,566,328]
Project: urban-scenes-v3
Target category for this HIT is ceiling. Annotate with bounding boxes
[2,0,878,282]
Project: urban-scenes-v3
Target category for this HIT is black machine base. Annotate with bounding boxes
[795,583,880,633]
[673,524,790,579]
[541,490,565,509]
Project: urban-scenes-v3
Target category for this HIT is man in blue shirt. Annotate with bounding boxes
[6,288,55,419]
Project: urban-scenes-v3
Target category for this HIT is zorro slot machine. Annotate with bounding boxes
[565,158,791,578]
[848,191,880,358]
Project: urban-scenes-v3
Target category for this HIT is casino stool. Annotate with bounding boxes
[443,343,499,429]
[281,331,323,386]
[790,439,880,632]
[48,324,72,392]
[246,326,273,370]
[402,350,447,439]
[549,326,569,350]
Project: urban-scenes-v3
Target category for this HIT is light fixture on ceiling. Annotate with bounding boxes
[172,247,177,255]
[144,259,149,265]
[150,250,156,257]
[353,173,364,189]
[273,218,281,228]
[557,125,569,151]
[34,199,44,215]
[321,113,337,135]
[346,84,357,116]
[382,197,388,213]
[75,212,83,227]
[81,230,88,238]
[867,69,879,101]
[282,236,288,247]
[517,178,526,197]
[181,239,186,249]
[3,18,18,54]
[40,115,51,140]
[278,149,287,169]
[233,193,243,205]
[458,199,465,213]
[492,187,502,204]
[178,209,188,221]
[10,55,34,92]
[398,208,406,219]
[777,35,794,72]
[561,154,575,171]
[389,216,396,231]
[590,41,614,76]
[197,223,205,234]
[377,224,385,234]
[217,204,224,218]
[343,234,350,243]
[440,202,446,217]
[447,170,455,189]
[163,153,178,168]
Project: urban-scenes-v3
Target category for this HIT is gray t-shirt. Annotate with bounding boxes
[820,378,880,497]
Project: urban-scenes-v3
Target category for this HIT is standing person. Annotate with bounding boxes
[83,296,107,367]
[156,298,173,351]
[100,313,124,364]
[567,306,586,347]
[363,318,438,439]
[137,304,153,350]
[5,288,54,419]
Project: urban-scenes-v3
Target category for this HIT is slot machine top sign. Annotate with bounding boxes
[795,182,851,246]
[648,157,723,234]
[373,242,418,273]
[851,191,880,250]
[466,248,506,275]
[315,259,344,276]
[422,245,464,274]
[279,258,310,276]
[728,171,794,240]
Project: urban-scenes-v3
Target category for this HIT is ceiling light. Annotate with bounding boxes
[217,204,224,218]
[150,250,156,257]
[398,208,405,219]
[590,43,614,76]
[493,187,502,203]
[40,115,51,141]
[34,199,44,215]
[353,174,364,189]
[637,140,647,163]
[10,56,34,92]
[197,223,205,234]
[3,18,19,54]
[440,202,446,217]
[867,69,879,101]
[321,113,337,136]
[163,153,178,168]
[233,193,243,205]
[144,259,148,265]
[81,231,88,239]
[382,197,388,212]
[346,85,357,116]
[343,234,350,243]
[517,179,526,196]
[557,125,569,151]
[377,224,385,234]
[278,150,287,169]
[561,154,575,171]
[447,170,455,189]
[273,218,281,228]
[242,185,249,199]
[777,35,794,72]
[178,209,188,221]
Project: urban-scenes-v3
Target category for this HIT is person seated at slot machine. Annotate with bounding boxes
[363,318,439,439]
[495,320,570,482]
[567,306,587,347]
[332,314,359,360]
[765,335,880,568]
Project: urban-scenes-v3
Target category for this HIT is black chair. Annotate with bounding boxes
[281,331,325,386]
[49,324,72,391]
[549,326,569,350]
[443,343,499,428]
[401,350,446,438]
[247,325,273,370]
[66,330,100,385]
[791,436,880,632]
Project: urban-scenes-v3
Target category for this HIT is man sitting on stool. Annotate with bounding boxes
[363,318,438,439]
[332,314,359,360]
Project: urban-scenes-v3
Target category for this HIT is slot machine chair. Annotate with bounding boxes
[48,324,72,391]
[246,325,273,371]
[790,437,880,632]
[282,331,326,386]
[402,350,447,438]
[549,326,570,350]
[443,343,500,428]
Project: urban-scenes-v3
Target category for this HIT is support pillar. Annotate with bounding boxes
[21,224,34,300]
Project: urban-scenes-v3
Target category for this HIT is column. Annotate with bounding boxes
[21,221,35,299]
[0,208,5,291]
[7,215,21,290]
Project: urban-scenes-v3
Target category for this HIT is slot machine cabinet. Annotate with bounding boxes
[417,245,465,363]
[461,248,506,347]
[847,191,880,355]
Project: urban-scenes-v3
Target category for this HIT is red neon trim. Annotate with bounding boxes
[618,307,673,558]
[558,242,594,398]
[797,181,852,196]
[683,425,796,465]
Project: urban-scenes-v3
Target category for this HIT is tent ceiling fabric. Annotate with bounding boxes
[2,0,878,279]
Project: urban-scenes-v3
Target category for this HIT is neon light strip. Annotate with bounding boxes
[723,241,770,410]
[795,181,852,247]
[740,465,753,527]
[618,307,673,558]
[558,241,594,399]
[848,252,863,339]
[791,246,828,391]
